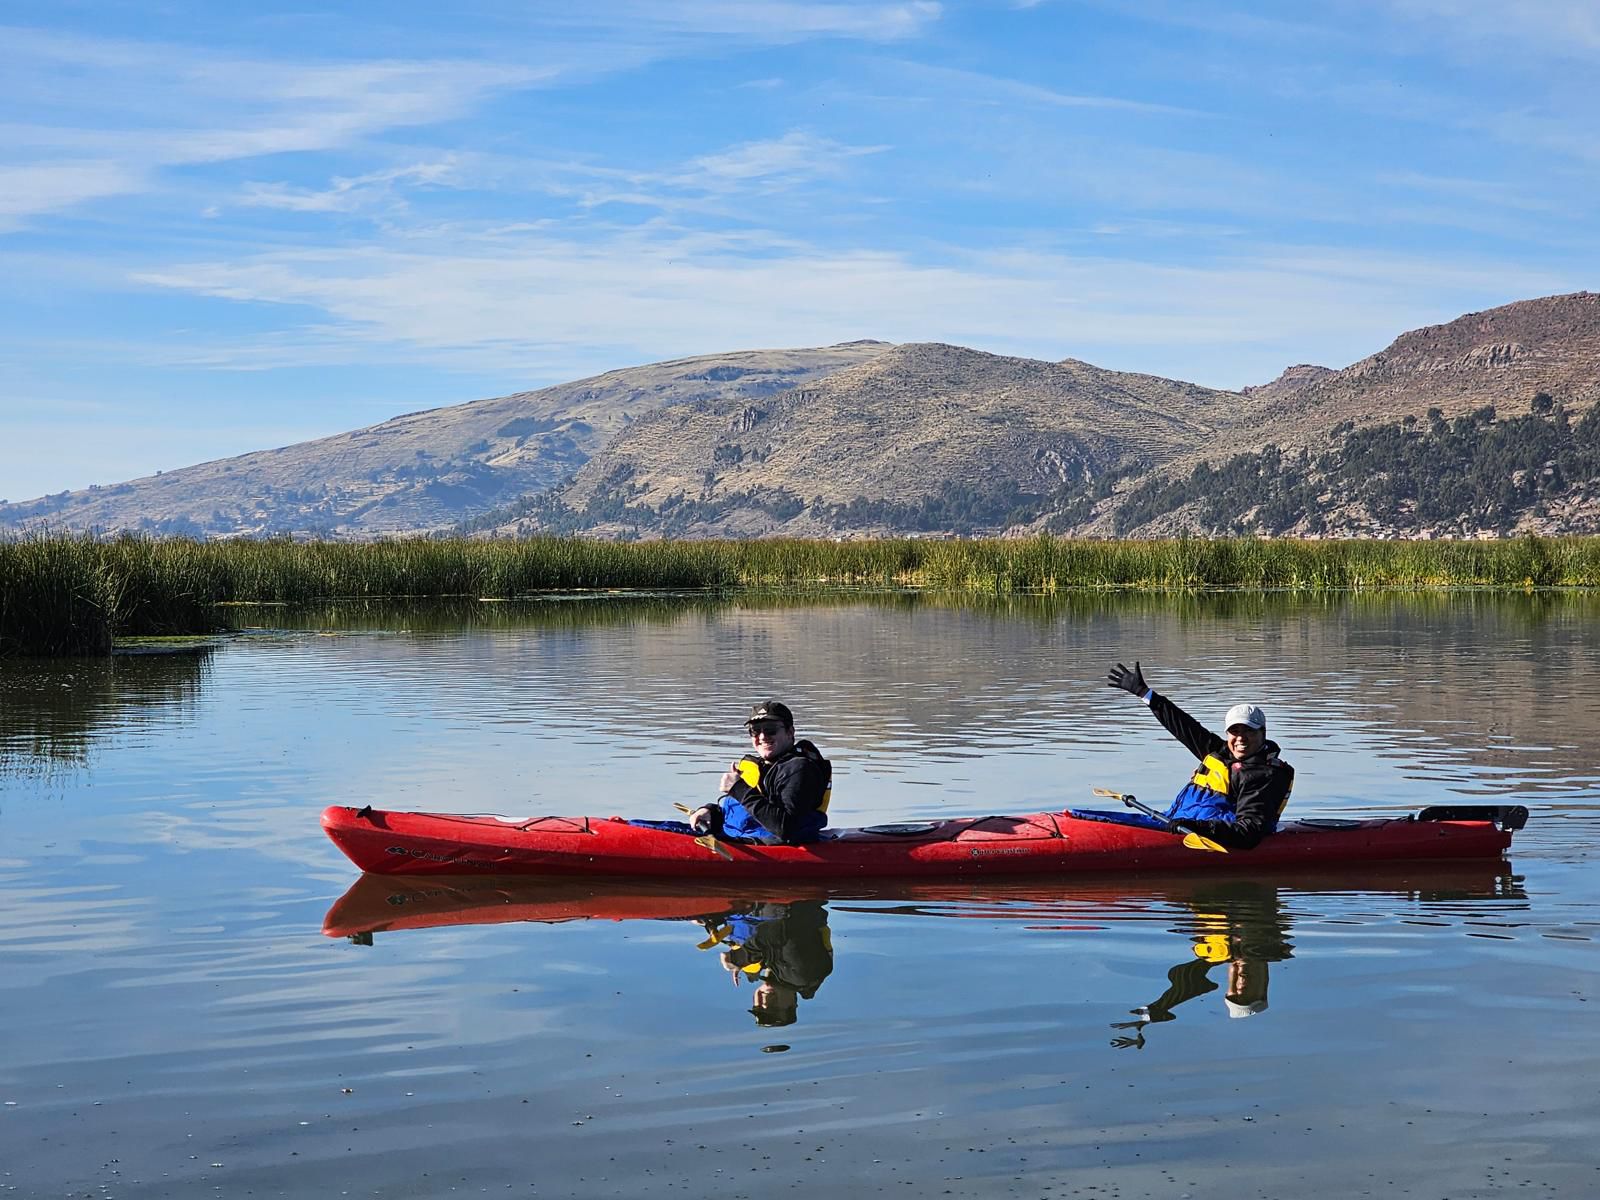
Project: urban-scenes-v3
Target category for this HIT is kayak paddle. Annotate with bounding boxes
[674,802,734,860]
[1091,787,1228,854]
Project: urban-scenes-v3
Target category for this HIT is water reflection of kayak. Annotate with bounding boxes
[321,802,1527,880]
[322,875,793,937]
[322,861,1521,940]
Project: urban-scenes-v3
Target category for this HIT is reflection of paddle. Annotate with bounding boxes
[1091,788,1228,854]
[694,921,762,984]
[698,922,733,949]
[674,803,734,861]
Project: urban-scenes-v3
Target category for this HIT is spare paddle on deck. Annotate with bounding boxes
[1090,788,1228,854]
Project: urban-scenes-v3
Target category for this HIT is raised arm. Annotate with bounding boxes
[1107,661,1225,762]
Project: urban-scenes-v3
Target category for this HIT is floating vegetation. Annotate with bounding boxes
[4,532,1600,655]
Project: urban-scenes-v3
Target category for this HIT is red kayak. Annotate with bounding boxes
[320,803,1526,880]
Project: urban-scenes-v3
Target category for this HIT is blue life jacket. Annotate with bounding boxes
[1165,754,1243,825]
[721,793,788,842]
[724,911,773,945]
[721,793,831,843]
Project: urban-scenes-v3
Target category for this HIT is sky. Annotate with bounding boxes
[3,0,1598,501]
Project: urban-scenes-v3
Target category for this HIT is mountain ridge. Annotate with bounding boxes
[7,292,1600,541]
[1,343,890,538]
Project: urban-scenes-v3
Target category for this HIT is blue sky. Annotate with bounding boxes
[4,0,1597,501]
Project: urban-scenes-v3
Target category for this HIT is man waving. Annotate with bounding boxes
[1106,662,1293,850]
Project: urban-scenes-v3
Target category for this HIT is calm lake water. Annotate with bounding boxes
[2,592,1598,1199]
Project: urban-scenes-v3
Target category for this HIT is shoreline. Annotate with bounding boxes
[6,532,1600,655]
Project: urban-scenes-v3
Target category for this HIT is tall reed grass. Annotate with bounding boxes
[5,532,1600,655]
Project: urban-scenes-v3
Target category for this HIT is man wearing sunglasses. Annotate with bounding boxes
[688,700,832,845]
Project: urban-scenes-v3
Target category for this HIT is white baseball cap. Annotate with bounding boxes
[1224,703,1266,731]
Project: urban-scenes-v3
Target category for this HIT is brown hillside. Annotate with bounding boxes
[522,293,1600,540]
[0,343,889,538]
[9,291,1599,542]
[542,343,1242,537]
[1246,292,1600,443]
[1240,364,1335,403]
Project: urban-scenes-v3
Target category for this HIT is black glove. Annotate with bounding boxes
[690,805,723,836]
[1107,661,1148,697]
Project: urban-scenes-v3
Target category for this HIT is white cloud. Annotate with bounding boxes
[1375,0,1600,58]
[890,60,1207,116]
[238,160,465,213]
[0,4,946,232]
[153,61,548,165]
[0,30,544,227]
[1377,170,1567,214]
[447,131,893,217]
[1471,109,1600,167]
[0,161,146,231]
[684,132,890,188]
[1049,2,1331,49]
[597,1,942,41]
[131,224,1575,388]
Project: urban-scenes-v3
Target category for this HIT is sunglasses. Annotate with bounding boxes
[748,721,785,737]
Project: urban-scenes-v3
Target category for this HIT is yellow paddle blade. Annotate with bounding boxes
[674,802,692,814]
[741,962,762,975]
[1181,832,1229,854]
[736,758,761,789]
[1091,787,1127,800]
[697,923,734,950]
[695,834,733,861]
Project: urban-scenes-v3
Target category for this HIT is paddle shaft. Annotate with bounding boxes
[674,802,733,860]
[1091,788,1227,854]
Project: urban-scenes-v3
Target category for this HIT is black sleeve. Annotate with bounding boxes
[1181,766,1292,850]
[727,755,827,843]
[1140,958,1220,1022]
[1147,692,1226,763]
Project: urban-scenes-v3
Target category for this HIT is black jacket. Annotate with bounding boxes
[726,738,831,844]
[1148,692,1293,850]
[722,900,834,997]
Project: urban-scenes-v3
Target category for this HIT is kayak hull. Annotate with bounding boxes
[321,804,1519,880]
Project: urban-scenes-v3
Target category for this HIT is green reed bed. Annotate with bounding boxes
[6,533,1600,655]
[913,535,1600,592]
[0,535,122,656]
[734,537,927,586]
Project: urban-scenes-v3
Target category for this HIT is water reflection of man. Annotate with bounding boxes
[1110,881,1292,1049]
[706,900,834,1027]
